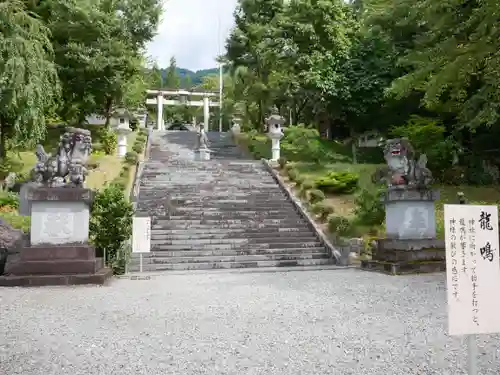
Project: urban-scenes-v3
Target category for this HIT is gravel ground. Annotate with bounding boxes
[1,269,499,375]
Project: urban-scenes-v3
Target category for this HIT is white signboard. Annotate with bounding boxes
[444,204,500,335]
[132,217,151,253]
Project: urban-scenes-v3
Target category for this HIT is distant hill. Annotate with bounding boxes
[160,67,219,87]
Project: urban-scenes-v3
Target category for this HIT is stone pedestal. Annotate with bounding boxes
[361,188,445,275]
[384,188,439,239]
[0,188,112,287]
[361,238,445,275]
[116,127,131,158]
[271,138,281,161]
[194,148,211,161]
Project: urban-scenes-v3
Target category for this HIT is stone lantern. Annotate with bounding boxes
[265,109,285,162]
[112,108,132,158]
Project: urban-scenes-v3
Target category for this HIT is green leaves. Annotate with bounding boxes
[0,0,59,154]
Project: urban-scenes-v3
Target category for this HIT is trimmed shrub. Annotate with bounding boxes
[99,128,118,155]
[311,201,335,221]
[90,183,134,274]
[327,214,353,237]
[299,180,314,198]
[287,168,298,181]
[294,174,306,187]
[132,142,144,154]
[314,171,359,194]
[124,151,139,165]
[308,189,325,204]
[353,188,385,226]
[278,157,287,169]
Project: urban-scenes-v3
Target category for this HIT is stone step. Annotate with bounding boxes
[150,230,316,240]
[131,247,327,258]
[152,218,307,226]
[164,206,295,212]
[164,213,300,220]
[150,227,312,235]
[131,252,329,265]
[150,236,319,246]
[128,258,333,271]
[152,223,309,231]
[151,241,322,251]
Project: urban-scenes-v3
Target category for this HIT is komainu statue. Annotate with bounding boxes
[31,127,92,188]
[372,138,433,189]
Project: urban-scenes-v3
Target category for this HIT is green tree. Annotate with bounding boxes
[0,0,59,157]
[165,57,181,89]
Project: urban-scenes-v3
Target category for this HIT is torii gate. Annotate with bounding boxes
[145,89,220,131]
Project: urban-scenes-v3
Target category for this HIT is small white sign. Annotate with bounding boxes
[444,204,500,335]
[132,217,151,253]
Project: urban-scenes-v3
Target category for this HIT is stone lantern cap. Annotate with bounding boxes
[265,112,285,140]
[111,107,133,119]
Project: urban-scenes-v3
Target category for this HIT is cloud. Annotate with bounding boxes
[146,0,237,71]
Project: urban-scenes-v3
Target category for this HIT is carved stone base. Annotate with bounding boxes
[360,259,446,275]
[1,245,112,287]
[361,238,446,275]
[0,268,112,287]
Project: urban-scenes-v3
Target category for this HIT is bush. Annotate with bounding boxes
[353,188,385,226]
[0,157,24,180]
[0,212,30,232]
[287,168,298,181]
[308,189,325,204]
[0,192,19,209]
[299,180,314,198]
[314,171,359,194]
[138,128,148,136]
[311,201,335,221]
[294,174,305,187]
[327,215,354,237]
[278,157,287,169]
[132,142,144,154]
[124,151,139,165]
[390,115,458,182]
[90,184,134,275]
[99,128,118,155]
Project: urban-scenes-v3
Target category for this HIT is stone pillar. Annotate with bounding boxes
[203,97,209,131]
[271,138,281,161]
[157,93,164,131]
[115,126,131,158]
[1,188,112,286]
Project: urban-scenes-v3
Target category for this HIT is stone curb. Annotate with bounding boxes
[261,159,348,266]
[130,126,153,207]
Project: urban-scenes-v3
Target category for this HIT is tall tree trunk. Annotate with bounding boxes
[104,97,113,128]
[0,116,8,160]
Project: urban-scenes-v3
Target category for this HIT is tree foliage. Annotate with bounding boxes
[223,0,500,179]
[0,0,59,156]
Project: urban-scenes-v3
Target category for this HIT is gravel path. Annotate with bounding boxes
[1,269,499,375]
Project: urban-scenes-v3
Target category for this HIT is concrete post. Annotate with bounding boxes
[157,93,163,131]
[203,97,209,131]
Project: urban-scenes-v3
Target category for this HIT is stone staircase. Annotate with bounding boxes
[130,130,334,272]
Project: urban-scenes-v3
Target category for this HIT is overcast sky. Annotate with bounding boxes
[146,0,238,71]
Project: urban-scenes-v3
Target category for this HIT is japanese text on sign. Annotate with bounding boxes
[444,204,500,335]
[132,217,151,253]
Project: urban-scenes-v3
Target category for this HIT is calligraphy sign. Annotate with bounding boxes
[132,217,151,254]
[444,204,500,335]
